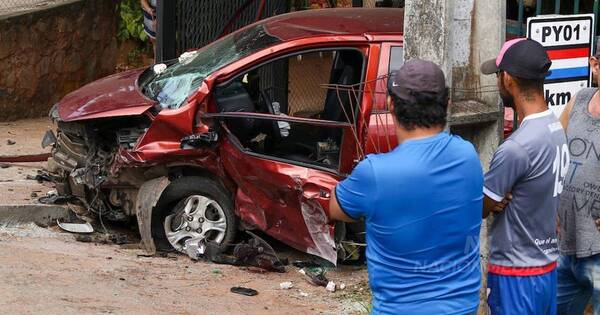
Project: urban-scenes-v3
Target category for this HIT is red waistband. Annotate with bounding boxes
[488,262,557,276]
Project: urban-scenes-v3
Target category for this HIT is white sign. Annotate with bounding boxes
[527,14,595,117]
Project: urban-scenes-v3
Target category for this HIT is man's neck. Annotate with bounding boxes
[396,126,444,144]
[515,94,548,124]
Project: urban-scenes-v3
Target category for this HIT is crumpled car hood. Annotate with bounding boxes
[58,69,155,122]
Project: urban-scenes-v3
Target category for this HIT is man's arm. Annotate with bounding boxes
[328,158,375,223]
[482,193,512,219]
[140,0,154,15]
[329,187,357,222]
[483,140,528,219]
[559,94,576,130]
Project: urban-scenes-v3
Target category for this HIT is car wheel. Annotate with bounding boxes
[152,176,237,252]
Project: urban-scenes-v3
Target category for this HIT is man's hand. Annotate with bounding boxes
[140,0,155,17]
[595,218,600,232]
[494,193,512,213]
[483,193,512,218]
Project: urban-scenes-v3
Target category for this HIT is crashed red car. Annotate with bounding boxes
[45,8,404,264]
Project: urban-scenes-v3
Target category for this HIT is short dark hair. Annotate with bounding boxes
[390,88,449,130]
[511,75,544,95]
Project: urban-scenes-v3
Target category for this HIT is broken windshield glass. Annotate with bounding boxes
[143,24,280,110]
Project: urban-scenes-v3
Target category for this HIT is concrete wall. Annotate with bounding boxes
[0,0,118,121]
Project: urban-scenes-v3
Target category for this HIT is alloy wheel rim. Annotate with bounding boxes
[163,195,227,251]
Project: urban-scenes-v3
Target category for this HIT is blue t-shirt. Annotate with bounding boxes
[336,132,483,315]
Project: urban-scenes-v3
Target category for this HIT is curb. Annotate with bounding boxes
[0,204,70,226]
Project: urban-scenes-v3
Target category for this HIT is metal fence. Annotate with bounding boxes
[508,0,600,37]
[175,0,289,55]
[0,0,70,15]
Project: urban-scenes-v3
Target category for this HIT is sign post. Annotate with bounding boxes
[527,14,595,117]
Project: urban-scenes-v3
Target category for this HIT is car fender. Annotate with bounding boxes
[135,176,171,254]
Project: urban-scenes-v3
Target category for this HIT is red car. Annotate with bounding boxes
[45,8,405,263]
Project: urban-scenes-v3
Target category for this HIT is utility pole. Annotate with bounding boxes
[404,1,506,312]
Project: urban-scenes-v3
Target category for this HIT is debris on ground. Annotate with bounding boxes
[30,192,38,198]
[56,219,94,234]
[279,281,294,290]
[299,267,329,287]
[326,281,336,292]
[136,252,177,260]
[185,232,286,273]
[291,260,322,269]
[230,287,258,296]
[0,163,10,169]
[6,139,15,145]
[0,153,50,163]
[299,290,309,297]
[339,283,346,290]
[74,233,133,245]
[26,170,53,183]
[38,190,71,204]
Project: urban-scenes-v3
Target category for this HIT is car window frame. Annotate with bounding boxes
[213,46,367,117]
[372,42,404,113]
[202,111,357,175]
[206,46,369,175]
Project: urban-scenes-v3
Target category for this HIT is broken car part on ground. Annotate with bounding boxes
[42,8,407,265]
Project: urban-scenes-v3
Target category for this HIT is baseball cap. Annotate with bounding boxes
[388,59,446,103]
[481,38,552,79]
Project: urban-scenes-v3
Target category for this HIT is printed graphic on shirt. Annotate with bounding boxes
[563,134,600,220]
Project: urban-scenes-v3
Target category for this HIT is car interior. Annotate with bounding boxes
[214,49,364,170]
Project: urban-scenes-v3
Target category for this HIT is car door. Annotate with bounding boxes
[199,47,366,263]
[366,42,404,154]
[203,112,357,264]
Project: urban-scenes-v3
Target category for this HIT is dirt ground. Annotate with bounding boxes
[0,118,54,205]
[0,118,371,315]
[0,224,370,315]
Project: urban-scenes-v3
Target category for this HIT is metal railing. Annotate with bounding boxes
[508,0,600,36]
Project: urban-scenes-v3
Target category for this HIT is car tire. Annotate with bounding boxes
[151,176,237,252]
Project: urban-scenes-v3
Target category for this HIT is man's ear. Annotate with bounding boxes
[590,56,600,75]
[503,72,516,91]
[386,95,394,112]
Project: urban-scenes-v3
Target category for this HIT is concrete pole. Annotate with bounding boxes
[403,0,455,87]
[404,1,505,313]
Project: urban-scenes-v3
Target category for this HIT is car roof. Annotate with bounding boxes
[260,8,404,41]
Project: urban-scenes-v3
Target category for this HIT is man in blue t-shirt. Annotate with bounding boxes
[329,59,483,314]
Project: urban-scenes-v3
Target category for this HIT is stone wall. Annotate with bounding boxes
[0,0,118,121]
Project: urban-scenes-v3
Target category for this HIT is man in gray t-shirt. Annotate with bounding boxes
[481,38,567,314]
[555,50,600,314]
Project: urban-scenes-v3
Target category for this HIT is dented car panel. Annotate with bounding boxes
[219,138,340,262]
[58,69,155,122]
[48,8,405,263]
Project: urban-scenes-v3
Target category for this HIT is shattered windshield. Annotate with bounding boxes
[143,24,280,110]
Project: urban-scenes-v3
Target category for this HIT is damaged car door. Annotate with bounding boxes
[204,112,358,264]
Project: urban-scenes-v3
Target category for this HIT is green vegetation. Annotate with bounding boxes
[117,0,147,42]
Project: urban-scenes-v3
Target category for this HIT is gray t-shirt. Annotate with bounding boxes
[559,88,600,258]
[485,110,568,267]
